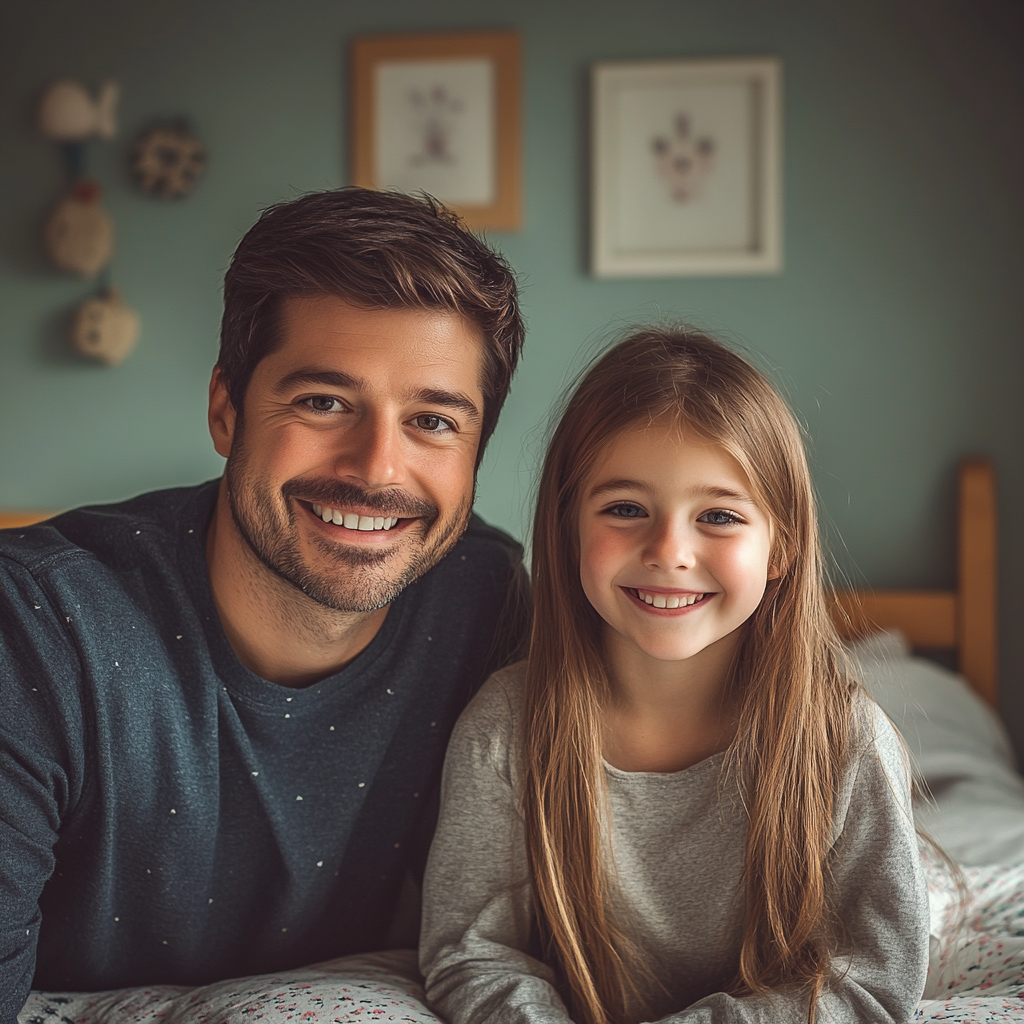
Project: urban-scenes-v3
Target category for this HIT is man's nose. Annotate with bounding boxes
[334,412,405,491]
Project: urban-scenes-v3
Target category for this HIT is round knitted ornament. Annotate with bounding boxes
[44,180,114,278]
[131,121,207,199]
[71,288,140,366]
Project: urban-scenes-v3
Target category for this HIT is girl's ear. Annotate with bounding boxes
[767,544,789,581]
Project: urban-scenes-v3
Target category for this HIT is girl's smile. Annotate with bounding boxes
[578,422,774,669]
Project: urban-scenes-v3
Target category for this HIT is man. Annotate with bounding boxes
[0,188,529,1022]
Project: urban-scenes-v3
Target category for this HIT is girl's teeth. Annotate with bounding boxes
[637,590,704,608]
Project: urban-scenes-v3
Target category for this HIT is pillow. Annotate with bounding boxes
[849,631,1024,866]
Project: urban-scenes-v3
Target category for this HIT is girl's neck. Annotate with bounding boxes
[600,626,742,773]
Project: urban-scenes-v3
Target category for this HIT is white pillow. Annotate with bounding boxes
[849,631,1024,865]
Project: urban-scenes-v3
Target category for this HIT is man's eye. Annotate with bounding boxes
[606,503,646,519]
[413,414,453,433]
[698,509,742,525]
[303,396,343,414]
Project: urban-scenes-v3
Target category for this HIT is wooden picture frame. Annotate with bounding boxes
[591,57,782,277]
[351,30,522,231]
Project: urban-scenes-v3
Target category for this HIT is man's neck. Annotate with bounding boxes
[204,482,388,688]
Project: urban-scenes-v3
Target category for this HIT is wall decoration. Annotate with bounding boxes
[131,120,207,199]
[351,31,521,231]
[38,79,118,142]
[591,57,782,277]
[36,77,141,366]
[71,288,140,366]
[44,180,114,278]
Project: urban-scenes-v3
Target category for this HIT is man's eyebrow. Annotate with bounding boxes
[413,388,482,423]
[270,371,482,423]
[271,369,360,395]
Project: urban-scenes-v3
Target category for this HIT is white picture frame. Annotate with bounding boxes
[591,57,782,277]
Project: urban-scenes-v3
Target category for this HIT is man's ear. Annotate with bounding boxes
[208,367,238,459]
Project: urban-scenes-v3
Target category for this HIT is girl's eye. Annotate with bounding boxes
[698,509,742,526]
[606,503,647,519]
[413,414,453,433]
[303,395,344,414]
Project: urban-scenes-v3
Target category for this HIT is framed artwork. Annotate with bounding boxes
[591,57,782,277]
[351,31,521,231]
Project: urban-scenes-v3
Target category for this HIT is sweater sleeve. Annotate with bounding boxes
[420,666,573,1024]
[649,701,930,1024]
[0,557,86,1024]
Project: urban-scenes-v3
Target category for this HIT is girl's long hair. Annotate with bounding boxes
[523,328,854,1024]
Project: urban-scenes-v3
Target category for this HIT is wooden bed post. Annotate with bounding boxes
[958,459,998,707]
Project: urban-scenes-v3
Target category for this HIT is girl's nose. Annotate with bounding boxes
[642,518,694,571]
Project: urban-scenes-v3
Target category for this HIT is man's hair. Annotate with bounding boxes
[218,188,525,460]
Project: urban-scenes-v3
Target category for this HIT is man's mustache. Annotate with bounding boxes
[282,477,439,521]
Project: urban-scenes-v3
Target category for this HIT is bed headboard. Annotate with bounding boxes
[830,459,999,708]
[0,511,56,530]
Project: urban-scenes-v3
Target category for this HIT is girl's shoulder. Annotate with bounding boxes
[446,660,528,776]
[830,687,914,843]
[848,686,906,769]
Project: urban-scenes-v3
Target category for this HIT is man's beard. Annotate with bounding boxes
[224,431,472,614]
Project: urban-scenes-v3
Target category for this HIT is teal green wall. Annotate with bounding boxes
[3,1,1022,742]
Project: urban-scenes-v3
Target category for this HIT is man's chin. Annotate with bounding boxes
[290,510,470,613]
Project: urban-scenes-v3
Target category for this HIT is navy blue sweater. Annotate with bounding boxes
[0,482,528,1021]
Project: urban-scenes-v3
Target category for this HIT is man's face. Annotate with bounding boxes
[211,295,485,613]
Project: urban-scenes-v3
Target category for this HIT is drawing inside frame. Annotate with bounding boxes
[351,31,521,231]
[591,57,782,277]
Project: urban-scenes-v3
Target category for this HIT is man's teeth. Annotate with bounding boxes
[311,504,399,531]
[635,590,705,609]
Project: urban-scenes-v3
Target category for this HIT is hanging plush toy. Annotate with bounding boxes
[36,77,142,364]
[38,79,119,142]
[44,179,114,278]
[131,120,207,199]
[71,288,140,366]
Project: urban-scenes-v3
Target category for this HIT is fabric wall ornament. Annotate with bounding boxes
[38,79,119,142]
[71,288,140,366]
[44,180,114,278]
[131,120,207,199]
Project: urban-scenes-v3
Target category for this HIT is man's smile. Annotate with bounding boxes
[310,502,402,532]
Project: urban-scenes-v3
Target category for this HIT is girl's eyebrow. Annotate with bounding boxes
[588,479,755,503]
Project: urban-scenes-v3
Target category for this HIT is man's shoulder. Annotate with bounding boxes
[456,512,524,563]
[420,511,526,599]
[0,480,219,576]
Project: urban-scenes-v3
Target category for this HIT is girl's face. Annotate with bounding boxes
[578,423,774,669]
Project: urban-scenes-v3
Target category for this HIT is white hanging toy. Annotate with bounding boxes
[38,80,119,142]
[44,180,114,278]
[72,288,140,366]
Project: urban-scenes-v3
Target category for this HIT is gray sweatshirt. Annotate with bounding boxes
[420,662,929,1024]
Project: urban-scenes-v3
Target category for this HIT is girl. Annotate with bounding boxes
[420,329,929,1024]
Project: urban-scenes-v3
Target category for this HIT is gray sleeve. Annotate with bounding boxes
[419,667,573,1024]
[650,703,929,1024]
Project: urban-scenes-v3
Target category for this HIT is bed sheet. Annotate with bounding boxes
[853,633,1024,1022]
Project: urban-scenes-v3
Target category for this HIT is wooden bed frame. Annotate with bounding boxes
[830,459,999,708]
[1,459,999,706]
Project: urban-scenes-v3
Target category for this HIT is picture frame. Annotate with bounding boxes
[351,30,521,231]
[591,57,782,277]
